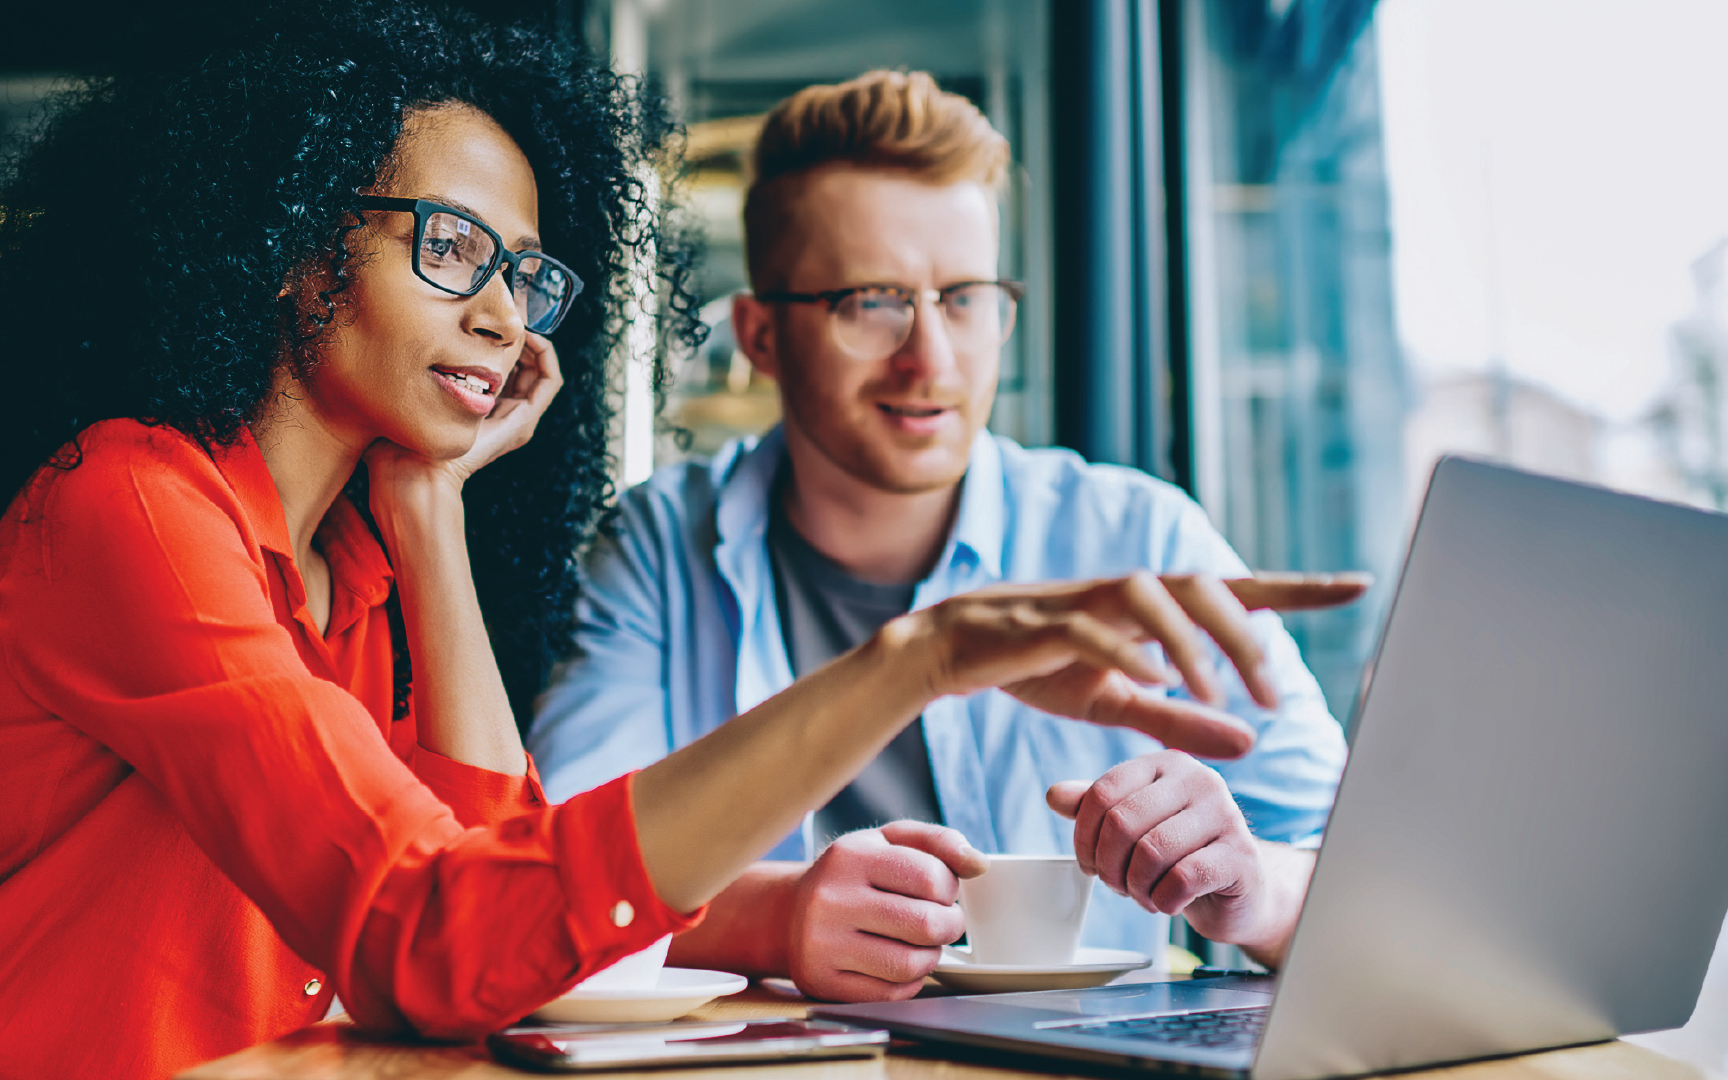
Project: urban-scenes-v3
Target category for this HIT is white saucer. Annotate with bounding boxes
[531,968,749,1024]
[932,946,1152,993]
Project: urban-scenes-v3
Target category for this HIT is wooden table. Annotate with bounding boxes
[179,979,1719,1080]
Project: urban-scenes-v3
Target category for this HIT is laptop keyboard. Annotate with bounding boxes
[1067,1007,1268,1051]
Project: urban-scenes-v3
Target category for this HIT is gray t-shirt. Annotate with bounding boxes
[767,489,944,847]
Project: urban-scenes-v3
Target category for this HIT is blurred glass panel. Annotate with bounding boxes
[1187,0,1728,725]
[1182,0,1405,724]
[1379,0,1728,513]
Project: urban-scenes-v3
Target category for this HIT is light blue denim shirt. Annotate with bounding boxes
[529,428,1346,958]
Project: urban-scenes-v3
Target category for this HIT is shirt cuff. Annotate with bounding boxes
[552,771,707,981]
[412,745,547,828]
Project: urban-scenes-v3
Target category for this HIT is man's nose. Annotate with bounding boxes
[889,294,959,378]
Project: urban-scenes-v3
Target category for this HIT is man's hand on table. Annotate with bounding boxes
[786,822,988,1002]
[1048,750,1316,970]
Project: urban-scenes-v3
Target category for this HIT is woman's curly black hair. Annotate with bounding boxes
[0,1,699,729]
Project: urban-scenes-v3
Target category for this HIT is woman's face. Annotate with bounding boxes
[302,103,542,461]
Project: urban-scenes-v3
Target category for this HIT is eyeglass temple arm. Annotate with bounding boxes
[354,195,420,211]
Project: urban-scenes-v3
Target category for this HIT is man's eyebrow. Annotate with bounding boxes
[422,192,543,250]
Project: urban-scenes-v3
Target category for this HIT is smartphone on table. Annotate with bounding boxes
[488,1018,889,1072]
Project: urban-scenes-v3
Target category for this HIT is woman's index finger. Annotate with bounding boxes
[1226,572,1373,611]
[1161,575,1274,710]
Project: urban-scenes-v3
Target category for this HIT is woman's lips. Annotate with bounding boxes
[431,367,497,417]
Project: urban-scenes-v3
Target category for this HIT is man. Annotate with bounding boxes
[529,70,1352,1002]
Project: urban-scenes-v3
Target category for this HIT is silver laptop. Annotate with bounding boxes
[815,457,1728,1079]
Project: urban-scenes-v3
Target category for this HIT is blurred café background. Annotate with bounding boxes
[583,0,1728,729]
[10,0,1728,732]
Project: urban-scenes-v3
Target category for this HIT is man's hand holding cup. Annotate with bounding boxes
[786,822,987,1002]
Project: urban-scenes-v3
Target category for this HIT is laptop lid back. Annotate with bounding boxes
[1253,457,1728,1080]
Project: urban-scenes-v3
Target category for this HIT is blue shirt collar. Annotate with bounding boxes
[714,425,1006,585]
[947,428,1005,582]
[715,425,784,555]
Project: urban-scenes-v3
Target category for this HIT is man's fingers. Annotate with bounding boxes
[877,821,989,880]
[1119,806,1224,902]
[1145,845,1241,915]
[1066,755,1167,877]
[804,963,928,1003]
[824,832,958,904]
[852,833,965,904]
[1088,781,1196,894]
[849,891,966,950]
[805,917,949,993]
[1046,780,1089,821]
[1225,572,1372,611]
[1162,576,1276,710]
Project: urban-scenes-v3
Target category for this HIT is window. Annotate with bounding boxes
[1176,0,1399,724]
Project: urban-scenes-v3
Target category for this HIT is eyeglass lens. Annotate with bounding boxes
[420,211,498,293]
[419,211,573,333]
[512,254,574,333]
[831,284,1018,360]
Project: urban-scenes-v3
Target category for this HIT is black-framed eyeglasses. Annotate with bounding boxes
[356,195,582,335]
[756,280,1024,360]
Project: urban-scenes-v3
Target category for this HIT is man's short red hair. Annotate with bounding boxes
[743,70,1010,290]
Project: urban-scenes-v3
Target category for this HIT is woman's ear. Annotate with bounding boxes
[273,253,349,382]
[277,261,326,334]
[278,207,373,304]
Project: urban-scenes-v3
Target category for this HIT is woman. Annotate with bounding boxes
[0,5,1292,1078]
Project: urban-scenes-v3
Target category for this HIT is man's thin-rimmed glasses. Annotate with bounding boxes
[756,281,1025,361]
[356,195,582,335]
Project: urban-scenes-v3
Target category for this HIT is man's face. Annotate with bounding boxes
[745,167,1002,496]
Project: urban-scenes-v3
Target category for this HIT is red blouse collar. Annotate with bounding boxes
[211,428,395,621]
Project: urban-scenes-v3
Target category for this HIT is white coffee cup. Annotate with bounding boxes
[957,854,1093,966]
[574,933,672,992]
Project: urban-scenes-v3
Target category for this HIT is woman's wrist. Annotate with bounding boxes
[862,610,948,711]
[369,471,466,557]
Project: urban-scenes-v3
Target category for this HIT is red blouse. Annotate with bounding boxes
[0,420,699,1080]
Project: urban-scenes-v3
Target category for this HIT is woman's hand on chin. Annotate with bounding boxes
[364,333,563,538]
[452,331,564,482]
[366,332,564,504]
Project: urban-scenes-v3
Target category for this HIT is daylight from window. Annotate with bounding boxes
[1378,0,1728,514]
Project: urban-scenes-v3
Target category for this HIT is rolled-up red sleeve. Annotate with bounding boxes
[0,424,703,1040]
[413,746,549,827]
[355,771,701,1035]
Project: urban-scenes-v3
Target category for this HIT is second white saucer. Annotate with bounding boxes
[932,946,1152,993]
[531,968,749,1024]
